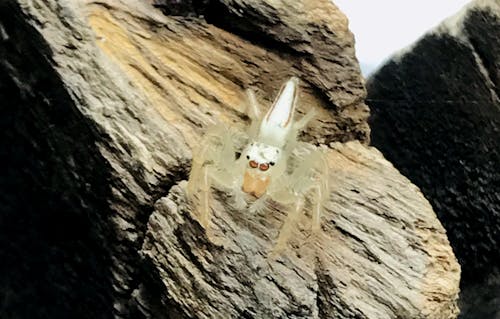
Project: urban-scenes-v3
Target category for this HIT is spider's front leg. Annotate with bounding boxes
[270,148,330,251]
[187,125,244,227]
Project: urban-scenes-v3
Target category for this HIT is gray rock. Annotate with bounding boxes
[142,142,460,319]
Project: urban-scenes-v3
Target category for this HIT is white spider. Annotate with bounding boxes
[187,77,329,249]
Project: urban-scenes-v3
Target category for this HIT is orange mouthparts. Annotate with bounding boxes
[242,170,270,198]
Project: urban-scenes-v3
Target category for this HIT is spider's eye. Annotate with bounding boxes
[249,160,258,168]
[259,163,269,171]
[246,155,250,160]
[269,162,275,166]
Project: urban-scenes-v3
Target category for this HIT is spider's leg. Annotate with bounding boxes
[187,125,244,227]
[246,89,261,121]
[186,142,209,203]
[292,108,316,131]
[198,165,211,227]
[249,194,270,214]
[232,189,247,210]
[272,197,305,253]
[310,177,328,232]
[268,147,329,252]
[288,148,329,232]
[186,140,215,228]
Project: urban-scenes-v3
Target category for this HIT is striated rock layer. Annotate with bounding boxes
[0,0,459,318]
[366,1,499,318]
[143,142,460,319]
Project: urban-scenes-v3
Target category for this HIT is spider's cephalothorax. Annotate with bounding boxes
[187,77,329,249]
[241,78,298,198]
[241,141,280,198]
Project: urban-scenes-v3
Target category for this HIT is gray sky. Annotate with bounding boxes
[334,0,473,75]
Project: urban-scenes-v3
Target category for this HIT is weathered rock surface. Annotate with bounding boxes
[143,142,460,319]
[366,1,499,318]
[0,0,459,318]
[86,0,370,146]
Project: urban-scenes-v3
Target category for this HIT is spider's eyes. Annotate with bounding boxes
[259,163,269,171]
[269,162,275,166]
[246,155,250,160]
[249,160,258,168]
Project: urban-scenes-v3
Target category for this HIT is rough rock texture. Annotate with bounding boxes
[86,0,370,146]
[0,0,459,318]
[143,142,460,319]
[366,1,499,318]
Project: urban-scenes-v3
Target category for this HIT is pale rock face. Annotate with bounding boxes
[0,0,459,318]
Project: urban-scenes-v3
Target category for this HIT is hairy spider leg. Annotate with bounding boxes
[187,125,244,227]
[273,198,305,253]
[246,89,261,121]
[288,149,329,230]
[270,148,329,250]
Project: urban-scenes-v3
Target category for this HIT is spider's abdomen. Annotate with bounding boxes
[258,77,298,147]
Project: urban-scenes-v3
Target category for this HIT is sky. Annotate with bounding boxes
[334,0,473,75]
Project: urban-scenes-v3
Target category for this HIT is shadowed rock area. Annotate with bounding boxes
[1,0,459,318]
[0,6,114,318]
[366,1,499,318]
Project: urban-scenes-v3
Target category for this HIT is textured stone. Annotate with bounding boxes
[0,0,459,318]
[86,0,370,146]
[142,142,460,319]
[366,1,499,318]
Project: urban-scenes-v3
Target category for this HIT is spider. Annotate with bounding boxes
[187,77,329,249]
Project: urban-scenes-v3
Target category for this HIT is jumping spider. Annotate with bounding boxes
[187,77,329,249]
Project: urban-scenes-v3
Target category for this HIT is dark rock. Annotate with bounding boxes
[153,0,210,17]
[0,3,114,318]
[366,1,499,318]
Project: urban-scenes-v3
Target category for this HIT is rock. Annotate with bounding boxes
[0,0,459,318]
[366,0,499,318]
[142,142,460,319]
